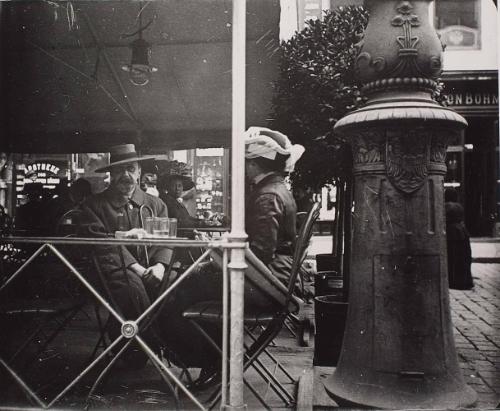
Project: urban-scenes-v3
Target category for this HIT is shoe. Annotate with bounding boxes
[189,366,220,391]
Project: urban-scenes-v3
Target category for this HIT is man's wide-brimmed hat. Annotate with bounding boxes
[94,144,158,173]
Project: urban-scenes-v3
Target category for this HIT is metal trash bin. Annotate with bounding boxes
[315,270,342,297]
[315,253,340,272]
[313,292,348,366]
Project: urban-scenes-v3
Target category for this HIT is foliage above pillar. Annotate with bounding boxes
[271,6,369,190]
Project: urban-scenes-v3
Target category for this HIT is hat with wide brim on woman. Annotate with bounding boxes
[94,144,159,173]
[158,173,195,191]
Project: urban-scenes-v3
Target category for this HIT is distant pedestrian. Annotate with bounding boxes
[445,188,473,290]
[293,186,314,213]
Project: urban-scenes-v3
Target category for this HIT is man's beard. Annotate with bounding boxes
[114,176,136,195]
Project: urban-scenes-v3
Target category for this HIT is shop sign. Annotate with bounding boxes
[18,162,63,191]
[444,79,499,108]
[25,162,60,175]
[446,92,498,106]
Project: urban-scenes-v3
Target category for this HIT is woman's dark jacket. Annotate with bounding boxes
[246,172,297,284]
[159,192,198,228]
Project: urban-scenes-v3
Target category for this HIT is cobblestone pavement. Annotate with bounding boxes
[450,263,500,409]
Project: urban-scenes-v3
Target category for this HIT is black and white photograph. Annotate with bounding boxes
[0,0,498,409]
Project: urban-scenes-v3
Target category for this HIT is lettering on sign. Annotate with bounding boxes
[25,162,60,175]
[446,92,498,106]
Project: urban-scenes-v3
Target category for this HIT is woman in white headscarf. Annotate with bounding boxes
[157,128,305,381]
[244,127,305,284]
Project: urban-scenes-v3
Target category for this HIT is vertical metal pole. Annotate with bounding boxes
[226,0,247,410]
[221,248,229,406]
[496,4,500,236]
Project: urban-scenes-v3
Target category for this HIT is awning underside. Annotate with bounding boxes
[0,0,280,153]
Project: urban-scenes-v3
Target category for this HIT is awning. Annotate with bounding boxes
[0,0,281,153]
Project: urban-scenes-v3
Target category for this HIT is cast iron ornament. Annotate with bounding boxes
[386,129,429,193]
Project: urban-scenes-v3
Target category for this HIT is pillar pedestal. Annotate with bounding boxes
[323,1,477,408]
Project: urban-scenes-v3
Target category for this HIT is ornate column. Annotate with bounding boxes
[323,1,477,408]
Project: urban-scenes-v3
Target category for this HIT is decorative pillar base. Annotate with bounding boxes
[324,118,477,410]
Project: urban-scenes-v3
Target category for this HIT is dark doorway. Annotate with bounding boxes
[463,117,499,237]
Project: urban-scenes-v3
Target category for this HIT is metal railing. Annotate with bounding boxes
[0,235,245,410]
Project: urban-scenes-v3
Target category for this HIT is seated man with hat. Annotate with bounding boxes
[81,144,170,363]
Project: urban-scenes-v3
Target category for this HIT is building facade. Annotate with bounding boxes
[281,0,499,236]
[433,0,499,237]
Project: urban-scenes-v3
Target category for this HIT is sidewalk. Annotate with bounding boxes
[308,236,500,408]
[451,263,500,408]
[308,236,500,263]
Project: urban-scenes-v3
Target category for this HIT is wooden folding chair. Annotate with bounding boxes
[182,202,321,409]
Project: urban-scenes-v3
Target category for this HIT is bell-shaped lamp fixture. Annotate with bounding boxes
[121,38,158,86]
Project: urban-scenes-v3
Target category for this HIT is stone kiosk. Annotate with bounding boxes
[324,0,477,408]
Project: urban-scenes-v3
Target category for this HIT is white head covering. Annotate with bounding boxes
[244,127,305,173]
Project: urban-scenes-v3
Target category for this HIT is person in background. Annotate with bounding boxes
[82,144,170,366]
[15,183,45,235]
[293,185,314,214]
[445,187,473,290]
[0,204,12,234]
[45,179,92,233]
[0,152,10,212]
[158,173,198,228]
[140,172,159,197]
[69,178,92,206]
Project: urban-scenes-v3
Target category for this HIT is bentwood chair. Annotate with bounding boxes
[182,201,321,409]
[285,202,321,345]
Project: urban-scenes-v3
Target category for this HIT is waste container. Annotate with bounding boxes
[313,292,348,366]
[315,270,342,297]
[315,254,340,272]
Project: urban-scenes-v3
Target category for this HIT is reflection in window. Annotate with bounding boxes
[435,0,481,50]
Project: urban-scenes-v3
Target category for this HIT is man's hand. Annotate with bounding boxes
[130,262,147,276]
[143,263,165,283]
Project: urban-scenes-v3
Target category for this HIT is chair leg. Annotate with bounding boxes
[188,319,279,410]
[241,319,297,405]
[244,326,295,383]
[243,342,295,405]
[88,308,111,361]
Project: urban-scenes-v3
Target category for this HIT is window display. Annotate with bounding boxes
[194,148,226,223]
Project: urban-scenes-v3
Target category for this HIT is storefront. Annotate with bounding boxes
[172,148,230,221]
[443,70,499,237]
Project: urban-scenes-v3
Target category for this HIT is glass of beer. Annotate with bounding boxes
[153,217,169,237]
[168,218,178,238]
[144,216,154,235]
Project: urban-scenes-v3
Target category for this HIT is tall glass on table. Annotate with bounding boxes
[153,217,169,237]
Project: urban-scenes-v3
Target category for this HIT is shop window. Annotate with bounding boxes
[435,0,481,50]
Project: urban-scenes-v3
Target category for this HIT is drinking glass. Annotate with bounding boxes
[144,216,154,235]
[153,217,169,237]
[168,218,178,238]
